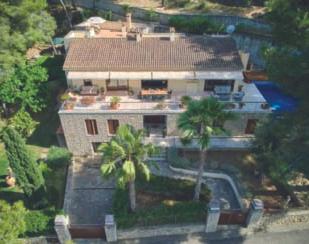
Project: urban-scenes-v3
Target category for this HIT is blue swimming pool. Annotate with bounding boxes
[254,81,297,112]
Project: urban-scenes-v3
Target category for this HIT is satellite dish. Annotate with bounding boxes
[226,25,236,34]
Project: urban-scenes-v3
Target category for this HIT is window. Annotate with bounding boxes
[92,142,102,153]
[245,119,258,134]
[108,120,119,134]
[83,79,93,86]
[204,80,235,91]
[85,119,98,135]
[141,80,168,89]
[106,80,128,91]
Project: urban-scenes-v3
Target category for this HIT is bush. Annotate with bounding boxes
[46,146,72,168]
[24,209,56,236]
[113,186,208,228]
[169,16,225,34]
[137,174,211,202]
[167,147,192,169]
[8,109,38,138]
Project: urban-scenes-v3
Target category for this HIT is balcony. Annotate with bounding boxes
[59,83,271,114]
[144,136,254,149]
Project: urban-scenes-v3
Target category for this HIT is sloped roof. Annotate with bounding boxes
[63,36,243,72]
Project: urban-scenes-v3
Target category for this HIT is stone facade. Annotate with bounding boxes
[59,110,268,155]
[59,112,143,155]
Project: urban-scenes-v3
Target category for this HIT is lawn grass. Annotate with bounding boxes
[113,175,210,228]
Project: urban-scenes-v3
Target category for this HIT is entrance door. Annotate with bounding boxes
[186,82,198,95]
[245,119,258,134]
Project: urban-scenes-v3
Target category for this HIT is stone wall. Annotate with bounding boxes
[59,112,144,155]
[167,112,268,137]
[260,210,309,231]
[59,110,268,155]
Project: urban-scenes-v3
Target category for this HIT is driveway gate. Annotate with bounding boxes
[218,210,248,225]
[69,224,106,239]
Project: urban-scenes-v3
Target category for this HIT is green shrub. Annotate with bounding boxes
[113,186,208,228]
[167,147,192,169]
[169,16,225,34]
[235,23,271,36]
[8,109,38,138]
[46,146,72,168]
[165,0,190,8]
[24,209,57,236]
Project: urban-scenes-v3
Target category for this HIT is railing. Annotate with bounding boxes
[61,100,272,113]
[144,136,254,149]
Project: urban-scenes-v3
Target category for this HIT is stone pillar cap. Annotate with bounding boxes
[55,215,69,225]
[105,214,115,225]
[252,199,264,209]
[208,199,220,211]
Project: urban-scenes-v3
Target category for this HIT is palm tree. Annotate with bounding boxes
[59,0,72,29]
[99,125,156,212]
[177,97,235,201]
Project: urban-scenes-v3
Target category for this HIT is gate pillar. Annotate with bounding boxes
[54,215,71,244]
[205,200,220,233]
[105,214,117,242]
[246,199,264,227]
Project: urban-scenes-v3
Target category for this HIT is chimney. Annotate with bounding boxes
[87,27,95,38]
[126,13,132,31]
[121,24,127,38]
[169,27,175,42]
[135,32,142,42]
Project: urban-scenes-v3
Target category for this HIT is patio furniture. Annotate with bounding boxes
[232,92,245,101]
[214,85,232,101]
[80,85,99,96]
[140,89,168,100]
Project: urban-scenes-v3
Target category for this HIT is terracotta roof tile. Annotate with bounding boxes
[63,36,243,72]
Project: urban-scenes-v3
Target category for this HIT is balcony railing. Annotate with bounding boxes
[61,99,272,113]
[144,136,254,149]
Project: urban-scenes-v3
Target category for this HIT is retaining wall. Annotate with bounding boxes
[168,165,244,210]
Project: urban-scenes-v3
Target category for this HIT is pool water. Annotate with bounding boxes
[254,81,297,112]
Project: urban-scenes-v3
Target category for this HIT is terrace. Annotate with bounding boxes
[59,83,271,114]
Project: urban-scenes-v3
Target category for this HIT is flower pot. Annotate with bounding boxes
[64,102,75,110]
[5,176,16,187]
[110,102,119,109]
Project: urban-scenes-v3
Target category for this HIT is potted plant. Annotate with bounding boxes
[128,87,134,96]
[81,96,95,106]
[64,101,75,110]
[5,167,16,187]
[110,96,121,109]
[238,102,245,109]
[224,102,236,110]
[60,92,70,102]
[162,128,167,138]
[261,103,270,109]
[180,96,192,108]
[154,101,167,110]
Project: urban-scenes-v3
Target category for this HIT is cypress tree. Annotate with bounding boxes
[1,127,44,197]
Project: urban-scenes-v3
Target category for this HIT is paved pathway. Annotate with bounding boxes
[66,157,115,225]
[151,162,240,210]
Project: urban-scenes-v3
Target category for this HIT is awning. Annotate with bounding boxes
[67,72,110,80]
[66,71,243,80]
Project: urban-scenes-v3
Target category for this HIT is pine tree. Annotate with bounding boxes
[1,127,44,197]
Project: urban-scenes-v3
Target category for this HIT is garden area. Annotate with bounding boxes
[0,54,70,239]
[113,174,211,228]
[115,0,267,17]
[168,148,309,210]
